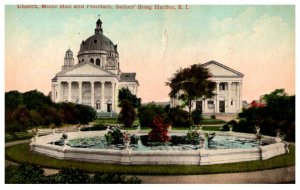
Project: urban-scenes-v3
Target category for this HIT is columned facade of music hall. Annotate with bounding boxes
[171,60,244,114]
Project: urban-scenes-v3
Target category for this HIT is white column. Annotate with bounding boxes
[215,82,219,113]
[239,82,243,111]
[236,82,240,111]
[101,82,105,111]
[57,82,61,102]
[111,82,115,112]
[78,82,82,104]
[115,83,119,112]
[227,82,232,112]
[91,81,94,108]
[68,82,72,102]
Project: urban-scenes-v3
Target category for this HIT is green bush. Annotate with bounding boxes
[118,100,136,128]
[5,163,46,184]
[92,173,141,184]
[186,127,200,145]
[105,127,124,145]
[5,163,141,184]
[168,107,193,128]
[191,108,202,125]
[210,115,216,119]
[138,103,166,128]
[81,124,107,131]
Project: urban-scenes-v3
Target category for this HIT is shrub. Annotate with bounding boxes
[92,173,141,184]
[138,103,166,128]
[191,108,202,125]
[186,127,200,145]
[168,107,193,128]
[221,124,230,131]
[148,116,171,143]
[5,163,46,184]
[54,168,91,184]
[80,123,107,131]
[104,126,124,145]
[118,100,136,128]
[210,115,216,119]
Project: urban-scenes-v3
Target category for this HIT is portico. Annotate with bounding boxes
[51,18,139,114]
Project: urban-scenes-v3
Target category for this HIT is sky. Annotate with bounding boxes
[5,4,295,103]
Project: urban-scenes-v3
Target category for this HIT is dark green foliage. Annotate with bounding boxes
[22,90,53,110]
[236,89,295,141]
[5,163,141,184]
[222,120,238,131]
[210,115,216,119]
[5,90,97,135]
[168,106,193,128]
[118,100,136,128]
[186,127,200,144]
[105,127,124,145]
[5,90,23,111]
[118,88,141,108]
[54,168,90,184]
[191,108,202,124]
[5,163,46,184]
[74,104,97,124]
[138,103,166,128]
[166,64,216,115]
[92,173,141,184]
[80,123,107,131]
[221,124,230,131]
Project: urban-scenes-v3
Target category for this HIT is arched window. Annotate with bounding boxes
[96,58,100,66]
[90,58,94,63]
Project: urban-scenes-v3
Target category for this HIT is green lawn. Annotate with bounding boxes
[5,143,295,175]
[201,118,226,125]
[5,132,33,142]
[201,126,222,131]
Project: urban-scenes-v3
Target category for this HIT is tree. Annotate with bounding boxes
[118,88,141,108]
[118,100,136,128]
[166,64,216,116]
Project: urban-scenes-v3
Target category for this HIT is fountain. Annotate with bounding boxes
[30,128,290,165]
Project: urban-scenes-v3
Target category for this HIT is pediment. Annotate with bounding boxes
[57,63,114,76]
[201,60,244,78]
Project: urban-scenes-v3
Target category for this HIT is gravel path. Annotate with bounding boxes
[5,140,295,183]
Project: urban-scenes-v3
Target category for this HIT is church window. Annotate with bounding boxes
[81,59,84,62]
[96,58,100,66]
[219,83,226,91]
[90,58,94,63]
[231,100,233,105]
[94,39,97,44]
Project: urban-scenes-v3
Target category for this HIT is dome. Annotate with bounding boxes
[78,18,118,56]
[65,48,73,58]
[78,33,117,54]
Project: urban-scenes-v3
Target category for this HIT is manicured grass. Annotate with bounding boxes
[94,118,140,125]
[5,143,295,175]
[5,132,33,142]
[201,126,222,131]
[201,118,226,125]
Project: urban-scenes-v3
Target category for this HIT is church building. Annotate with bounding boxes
[171,60,244,114]
[51,18,139,114]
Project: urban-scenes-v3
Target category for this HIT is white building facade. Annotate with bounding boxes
[171,60,244,114]
[51,18,139,114]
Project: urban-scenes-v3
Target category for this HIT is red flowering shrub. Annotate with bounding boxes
[148,116,171,143]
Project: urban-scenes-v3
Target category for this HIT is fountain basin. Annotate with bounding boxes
[30,131,289,165]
